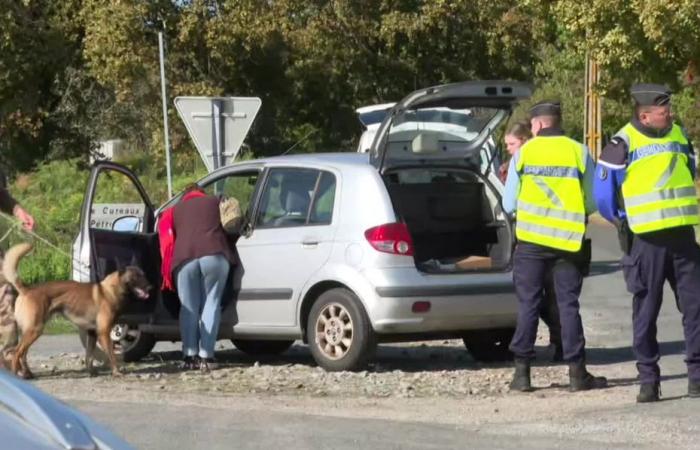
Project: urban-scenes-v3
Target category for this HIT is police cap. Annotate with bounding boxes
[529,100,561,119]
[630,83,672,106]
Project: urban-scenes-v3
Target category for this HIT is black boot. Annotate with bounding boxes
[637,383,660,403]
[689,379,700,398]
[551,343,563,363]
[510,358,533,392]
[569,360,607,392]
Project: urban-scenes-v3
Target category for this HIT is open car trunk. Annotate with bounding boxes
[385,167,513,273]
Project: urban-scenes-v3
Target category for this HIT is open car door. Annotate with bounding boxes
[72,162,160,320]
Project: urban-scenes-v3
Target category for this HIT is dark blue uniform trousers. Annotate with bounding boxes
[623,226,700,384]
[509,242,586,362]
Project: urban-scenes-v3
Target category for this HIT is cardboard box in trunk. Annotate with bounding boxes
[455,256,492,270]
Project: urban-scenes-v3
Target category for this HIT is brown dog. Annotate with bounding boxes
[3,243,151,378]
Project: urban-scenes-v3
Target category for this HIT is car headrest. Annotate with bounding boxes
[284,189,309,215]
[411,133,440,154]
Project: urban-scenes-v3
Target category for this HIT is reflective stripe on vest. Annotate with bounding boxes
[515,135,587,252]
[619,123,699,234]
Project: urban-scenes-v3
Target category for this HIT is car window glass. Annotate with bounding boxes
[309,172,336,225]
[202,171,259,216]
[91,169,147,232]
[256,168,320,228]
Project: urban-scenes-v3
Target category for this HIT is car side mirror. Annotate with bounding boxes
[113,216,141,232]
[241,221,253,238]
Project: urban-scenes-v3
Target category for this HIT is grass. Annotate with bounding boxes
[44,316,78,335]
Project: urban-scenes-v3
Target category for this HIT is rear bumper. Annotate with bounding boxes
[363,268,518,334]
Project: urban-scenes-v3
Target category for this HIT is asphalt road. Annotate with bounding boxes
[29,223,700,449]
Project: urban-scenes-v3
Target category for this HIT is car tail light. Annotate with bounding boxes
[412,301,431,313]
[364,222,414,256]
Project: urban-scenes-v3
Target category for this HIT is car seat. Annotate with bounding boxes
[272,179,310,226]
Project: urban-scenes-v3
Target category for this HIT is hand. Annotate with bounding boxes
[13,205,34,231]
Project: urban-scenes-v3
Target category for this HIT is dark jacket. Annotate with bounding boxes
[171,195,236,274]
[0,170,18,214]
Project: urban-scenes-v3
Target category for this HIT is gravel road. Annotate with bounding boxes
[18,224,700,449]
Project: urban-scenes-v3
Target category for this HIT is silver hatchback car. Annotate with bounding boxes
[72,81,531,371]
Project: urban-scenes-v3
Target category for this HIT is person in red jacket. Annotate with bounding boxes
[158,184,235,372]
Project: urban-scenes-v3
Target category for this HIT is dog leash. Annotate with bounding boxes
[0,221,20,245]
[0,212,91,277]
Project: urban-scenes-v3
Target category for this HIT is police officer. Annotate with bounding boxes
[594,83,700,403]
[503,101,607,392]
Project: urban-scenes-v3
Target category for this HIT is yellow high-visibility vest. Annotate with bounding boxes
[619,123,698,234]
[515,135,587,252]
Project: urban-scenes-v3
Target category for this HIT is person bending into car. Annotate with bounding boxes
[502,121,563,362]
[158,183,235,372]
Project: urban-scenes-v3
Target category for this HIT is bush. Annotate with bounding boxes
[5,153,207,284]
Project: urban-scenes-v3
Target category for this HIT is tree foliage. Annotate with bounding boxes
[2,0,700,173]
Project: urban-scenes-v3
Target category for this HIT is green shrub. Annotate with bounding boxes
[5,153,208,283]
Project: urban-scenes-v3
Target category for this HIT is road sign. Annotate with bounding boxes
[174,96,262,172]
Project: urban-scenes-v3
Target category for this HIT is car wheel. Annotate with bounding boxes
[232,339,295,356]
[79,325,156,363]
[306,288,376,372]
[462,328,515,362]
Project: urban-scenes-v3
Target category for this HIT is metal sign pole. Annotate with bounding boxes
[212,100,224,170]
[159,31,174,198]
[584,54,602,161]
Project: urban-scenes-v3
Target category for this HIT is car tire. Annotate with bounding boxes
[232,339,295,356]
[462,328,515,362]
[79,326,156,363]
[306,288,376,372]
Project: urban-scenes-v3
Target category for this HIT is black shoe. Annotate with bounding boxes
[637,383,661,403]
[689,380,700,398]
[199,357,219,373]
[510,358,534,392]
[180,356,199,371]
[569,360,608,392]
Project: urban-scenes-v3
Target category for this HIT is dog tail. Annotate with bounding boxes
[3,242,32,294]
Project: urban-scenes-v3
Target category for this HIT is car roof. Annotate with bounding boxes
[240,152,373,170]
[355,103,395,114]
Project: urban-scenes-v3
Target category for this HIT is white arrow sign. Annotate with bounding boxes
[174,96,262,172]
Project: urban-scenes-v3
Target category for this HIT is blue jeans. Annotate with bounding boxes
[176,254,230,358]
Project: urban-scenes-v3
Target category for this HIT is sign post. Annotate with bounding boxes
[174,96,262,172]
[158,31,173,198]
[584,55,602,161]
